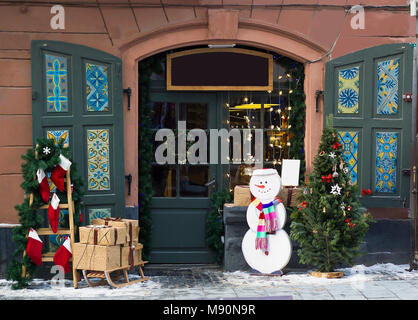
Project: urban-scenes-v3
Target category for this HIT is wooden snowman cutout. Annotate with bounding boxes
[241,168,292,274]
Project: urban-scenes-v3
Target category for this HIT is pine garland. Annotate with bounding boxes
[290,116,373,272]
[280,57,306,183]
[138,55,163,260]
[205,188,233,264]
[6,138,84,289]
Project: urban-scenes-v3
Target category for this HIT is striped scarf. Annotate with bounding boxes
[252,197,281,254]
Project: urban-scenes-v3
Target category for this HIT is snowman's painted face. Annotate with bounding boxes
[250,172,281,201]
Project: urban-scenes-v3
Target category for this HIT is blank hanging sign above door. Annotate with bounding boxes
[281,159,301,187]
[167,48,273,91]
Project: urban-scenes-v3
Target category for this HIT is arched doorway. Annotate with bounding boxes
[136,45,305,263]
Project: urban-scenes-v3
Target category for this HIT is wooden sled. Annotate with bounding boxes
[82,260,149,288]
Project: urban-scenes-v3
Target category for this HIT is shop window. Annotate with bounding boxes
[150,101,212,198]
[227,68,297,191]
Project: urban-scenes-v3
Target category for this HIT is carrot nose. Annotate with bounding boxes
[255,184,265,189]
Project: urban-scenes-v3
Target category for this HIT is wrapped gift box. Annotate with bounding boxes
[73,243,120,271]
[278,187,302,207]
[233,185,251,206]
[92,218,139,244]
[121,243,143,267]
[79,225,127,246]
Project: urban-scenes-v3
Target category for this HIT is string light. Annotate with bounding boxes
[225,59,300,186]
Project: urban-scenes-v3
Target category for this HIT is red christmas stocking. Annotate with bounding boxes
[48,193,60,233]
[26,228,43,266]
[37,168,50,203]
[53,237,72,274]
[50,154,72,192]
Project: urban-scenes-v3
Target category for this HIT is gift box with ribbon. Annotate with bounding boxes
[79,225,127,246]
[121,243,143,268]
[92,217,140,244]
[72,243,120,271]
[233,185,252,206]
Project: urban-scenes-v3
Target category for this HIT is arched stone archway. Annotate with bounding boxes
[120,14,328,205]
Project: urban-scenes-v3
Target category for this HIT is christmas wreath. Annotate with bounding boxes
[6,137,84,289]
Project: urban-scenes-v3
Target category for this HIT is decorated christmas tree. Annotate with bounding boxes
[290,116,373,273]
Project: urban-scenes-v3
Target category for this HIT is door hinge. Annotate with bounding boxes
[315,90,323,113]
[402,168,411,176]
[125,174,132,196]
[123,87,132,111]
[32,91,38,101]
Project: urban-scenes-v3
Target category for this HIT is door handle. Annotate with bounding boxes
[204,178,216,187]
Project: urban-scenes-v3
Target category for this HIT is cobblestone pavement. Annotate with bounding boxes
[1,264,418,300]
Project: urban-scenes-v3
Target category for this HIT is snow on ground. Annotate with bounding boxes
[222,263,417,287]
[0,275,163,299]
[0,263,417,299]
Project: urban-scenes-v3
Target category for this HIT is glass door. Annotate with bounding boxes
[148,92,218,263]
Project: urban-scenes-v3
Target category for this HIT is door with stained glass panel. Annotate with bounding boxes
[149,92,219,263]
[324,43,413,208]
[31,40,125,225]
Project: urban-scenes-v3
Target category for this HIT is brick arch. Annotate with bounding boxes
[120,19,327,205]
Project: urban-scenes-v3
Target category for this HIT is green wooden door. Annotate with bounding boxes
[31,40,125,222]
[149,91,220,263]
[324,43,413,208]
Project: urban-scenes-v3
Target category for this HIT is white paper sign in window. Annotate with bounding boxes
[281,159,300,186]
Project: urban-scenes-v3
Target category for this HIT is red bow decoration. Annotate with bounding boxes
[345,218,354,228]
[321,174,332,183]
[333,142,342,150]
[298,201,308,211]
[362,188,372,196]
